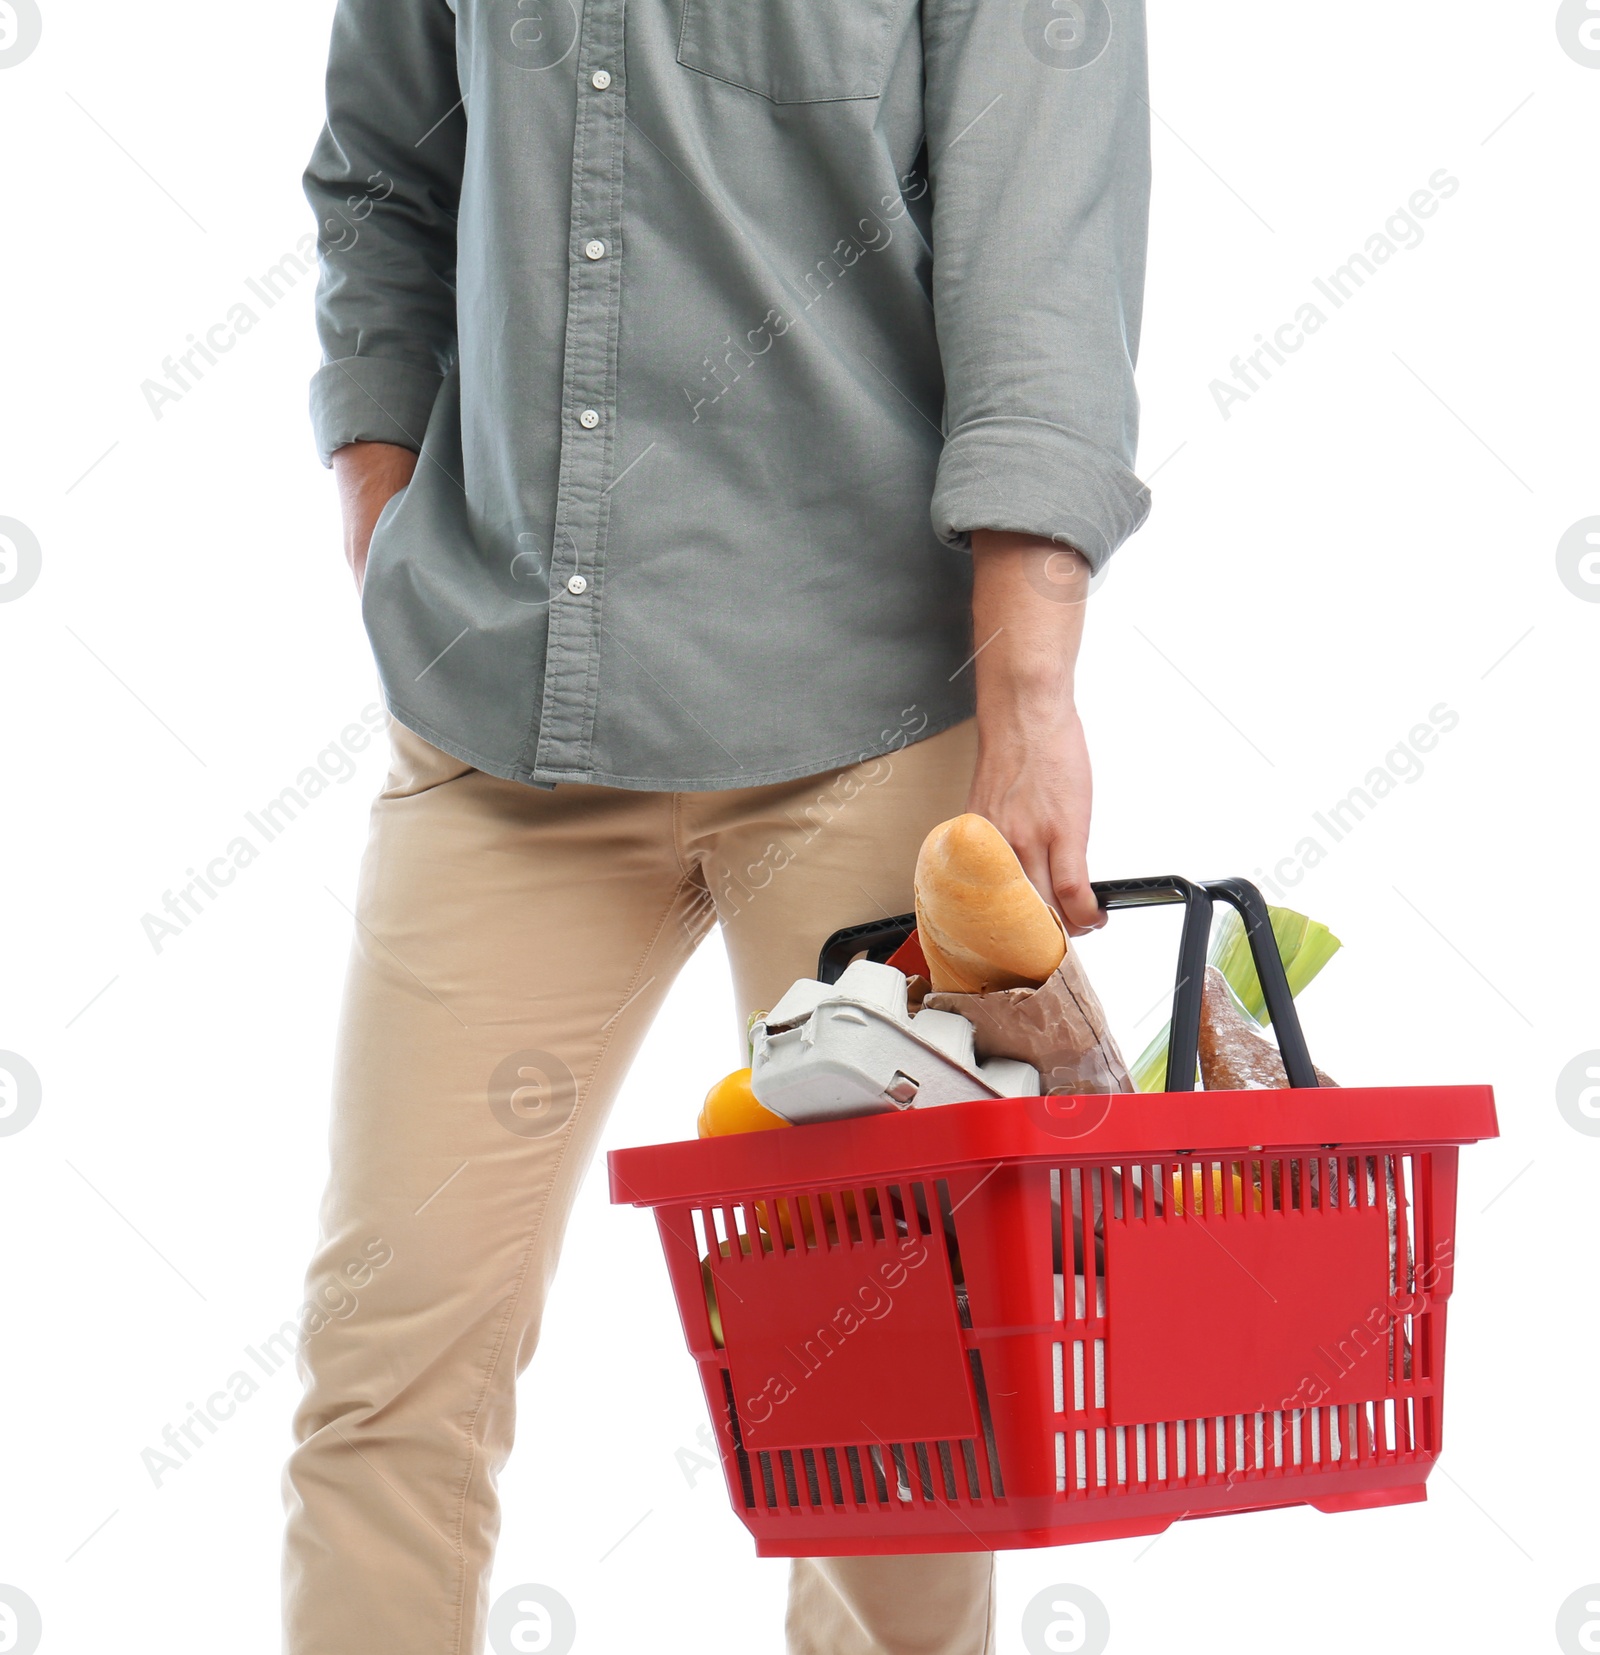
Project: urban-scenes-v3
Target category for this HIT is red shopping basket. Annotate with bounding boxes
[607,876,1498,1556]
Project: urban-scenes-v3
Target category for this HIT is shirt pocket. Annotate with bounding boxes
[676,0,901,103]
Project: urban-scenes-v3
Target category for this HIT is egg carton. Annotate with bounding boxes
[749,959,1038,1125]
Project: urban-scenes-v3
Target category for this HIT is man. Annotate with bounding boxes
[283,0,1150,1648]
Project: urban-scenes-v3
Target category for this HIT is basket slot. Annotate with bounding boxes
[800,1447,823,1505]
[780,1449,802,1505]
[821,1445,845,1504]
[1089,1169,1106,1316]
[889,1443,915,1502]
[719,1369,757,1509]
[843,1444,868,1504]
[932,1179,971,1320]
[1417,1152,1436,1385]
[909,1181,937,1239]
[939,1441,962,1501]
[968,1351,1005,1498]
[1064,1166,1108,1318]
[1049,1168,1064,1293]
[867,1443,893,1509]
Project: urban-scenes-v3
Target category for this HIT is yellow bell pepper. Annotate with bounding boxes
[1170,1165,1265,1215]
[696,1067,789,1139]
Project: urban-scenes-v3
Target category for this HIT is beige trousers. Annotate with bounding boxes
[282,717,995,1655]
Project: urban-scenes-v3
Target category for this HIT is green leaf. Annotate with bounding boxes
[1208,904,1342,1024]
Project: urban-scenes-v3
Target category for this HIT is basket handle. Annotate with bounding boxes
[1201,877,1320,1089]
[815,914,919,982]
[1091,876,1321,1091]
[1090,876,1213,1093]
[815,874,1321,1093]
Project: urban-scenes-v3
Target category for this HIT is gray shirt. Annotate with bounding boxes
[305,0,1151,791]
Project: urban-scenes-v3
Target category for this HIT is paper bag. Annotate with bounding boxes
[925,942,1133,1096]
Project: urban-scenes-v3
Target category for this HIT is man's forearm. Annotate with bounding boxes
[970,529,1088,719]
[333,440,419,591]
[965,531,1104,935]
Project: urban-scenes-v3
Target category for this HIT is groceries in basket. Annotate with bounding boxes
[747,959,1039,1126]
[1132,901,1341,1090]
[718,814,1340,1133]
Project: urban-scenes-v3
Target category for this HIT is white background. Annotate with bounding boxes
[1,1,1596,1651]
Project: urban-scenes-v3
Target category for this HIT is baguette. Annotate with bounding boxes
[914,814,1067,993]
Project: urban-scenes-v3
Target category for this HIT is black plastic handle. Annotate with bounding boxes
[816,915,917,983]
[1089,877,1214,1093]
[1202,877,1319,1089]
[815,874,1321,1093]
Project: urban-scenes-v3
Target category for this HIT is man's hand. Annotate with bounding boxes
[332,440,420,592]
[965,529,1106,937]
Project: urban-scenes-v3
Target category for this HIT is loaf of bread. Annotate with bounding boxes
[1198,966,1337,1089]
[913,814,1067,993]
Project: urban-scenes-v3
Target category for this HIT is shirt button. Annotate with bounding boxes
[566,574,589,595]
[591,69,612,90]
[578,408,600,429]
[583,239,606,261]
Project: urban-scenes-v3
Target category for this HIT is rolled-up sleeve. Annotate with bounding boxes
[922,0,1152,571]
[303,0,465,466]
